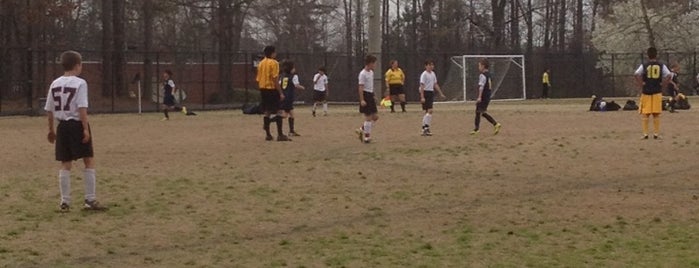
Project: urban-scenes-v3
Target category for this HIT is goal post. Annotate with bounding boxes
[441,55,527,102]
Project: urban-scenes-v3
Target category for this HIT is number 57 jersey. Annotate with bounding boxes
[44,76,89,121]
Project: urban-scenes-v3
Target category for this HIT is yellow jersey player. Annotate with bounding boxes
[634,47,672,139]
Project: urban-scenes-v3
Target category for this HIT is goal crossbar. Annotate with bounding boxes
[446,55,527,102]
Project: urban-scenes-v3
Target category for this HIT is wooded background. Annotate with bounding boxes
[2,0,699,114]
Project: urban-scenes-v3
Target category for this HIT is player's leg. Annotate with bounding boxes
[288,110,298,136]
[275,109,290,141]
[81,157,105,210]
[422,108,433,136]
[362,113,374,142]
[399,93,407,112]
[162,104,170,120]
[652,113,661,139]
[312,101,318,117]
[641,114,650,138]
[390,94,397,113]
[58,161,72,210]
[472,111,482,134]
[322,100,328,116]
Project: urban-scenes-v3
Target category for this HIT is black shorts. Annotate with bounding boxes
[280,91,294,112]
[422,91,435,110]
[163,95,176,106]
[389,84,405,95]
[476,97,491,112]
[313,90,327,102]
[359,91,378,115]
[56,120,94,162]
[260,90,281,113]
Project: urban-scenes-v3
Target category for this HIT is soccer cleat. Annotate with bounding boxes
[421,127,432,136]
[355,128,364,142]
[277,135,292,142]
[265,135,274,141]
[59,202,70,212]
[181,106,188,115]
[289,131,301,137]
[83,199,108,211]
[642,134,649,140]
[312,110,316,117]
[470,129,479,135]
[161,117,169,121]
[494,123,502,135]
[363,138,371,144]
[653,134,661,140]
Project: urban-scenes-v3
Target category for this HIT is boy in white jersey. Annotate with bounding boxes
[312,67,329,116]
[419,60,446,136]
[356,55,379,143]
[45,51,107,212]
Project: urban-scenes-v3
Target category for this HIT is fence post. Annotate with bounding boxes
[611,53,616,97]
[156,51,160,111]
[201,52,206,110]
[26,48,33,113]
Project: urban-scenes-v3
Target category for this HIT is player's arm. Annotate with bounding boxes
[662,65,673,84]
[477,74,485,102]
[272,64,283,100]
[385,70,391,89]
[633,65,645,90]
[358,83,366,106]
[435,81,446,98]
[79,108,90,143]
[293,75,305,90]
[47,111,56,144]
[400,70,405,85]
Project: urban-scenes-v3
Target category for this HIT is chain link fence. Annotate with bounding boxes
[1,48,698,115]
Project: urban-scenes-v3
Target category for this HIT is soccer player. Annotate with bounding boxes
[45,51,107,211]
[256,46,290,141]
[542,68,551,99]
[356,55,379,143]
[634,47,672,139]
[666,63,680,113]
[419,60,446,136]
[311,67,329,117]
[471,58,502,135]
[160,70,187,121]
[279,60,305,136]
[385,60,407,113]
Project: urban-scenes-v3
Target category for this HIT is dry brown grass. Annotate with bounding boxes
[1,98,699,267]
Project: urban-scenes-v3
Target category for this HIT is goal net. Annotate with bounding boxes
[441,55,526,102]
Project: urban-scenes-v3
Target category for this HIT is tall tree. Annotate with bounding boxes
[113,0,126,97]
[491,0,507,50]
[557,0,567,51]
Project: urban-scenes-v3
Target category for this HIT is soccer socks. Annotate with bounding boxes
[653,116,660,135]
[312,103,317,113]
[422,113,433,129]
[400,102,407,112]
[323,103,328,114]
[289,118,295,133]
[474,112,482,130]
[390,103,395,112]
[483,113,497,125]
[363,121,373,137]
[642,116,650,135]
[163,109,169,119]
[275,116,284,136]
[263,117,272,136]
[59,170,71,205]
[84,169,96,202]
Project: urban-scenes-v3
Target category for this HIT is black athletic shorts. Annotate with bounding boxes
[163,94,176,106]
[476,96,491,112]
[422,91,435,110]
[280,89,294,112]
[56,120,94,162]
[359,91,378,115]
[389,84,405,95]
[313,90,327,102]
[260,89,281,113]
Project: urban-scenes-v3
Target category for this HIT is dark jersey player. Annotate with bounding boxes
[161,70,187,121]
[470,58,502,135]
[279,60,305,136]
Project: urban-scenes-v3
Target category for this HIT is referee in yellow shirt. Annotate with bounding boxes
[385,60,407,112]
[256,46,290,141]
[542,68,551,99]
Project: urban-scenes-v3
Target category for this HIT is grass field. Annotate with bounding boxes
[1,98,699,268]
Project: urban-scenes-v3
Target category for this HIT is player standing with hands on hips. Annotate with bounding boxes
[419,60,446,136]
[45,51,107,211]
[634,47,672,139]
[356,55,379,144]
[470,58,502,135]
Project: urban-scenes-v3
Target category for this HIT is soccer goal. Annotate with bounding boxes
[441,55,526,102]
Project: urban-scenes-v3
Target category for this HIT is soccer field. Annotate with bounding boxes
[1,98,699,267]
